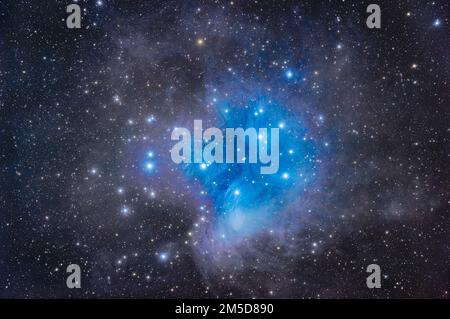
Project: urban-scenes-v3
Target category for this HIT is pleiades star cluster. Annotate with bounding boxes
[0,0,448,298]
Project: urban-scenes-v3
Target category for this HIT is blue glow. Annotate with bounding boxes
[180,96,318,246]
[120,206,130,216]
[147,115,156,123]
[159,253,168,261]
[145,162,154,171]
[285,70,294,79]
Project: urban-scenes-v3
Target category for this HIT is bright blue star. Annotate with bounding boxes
[144,162,155,172]
[285,70,294,79]
[147,115,156,123]
[159,253,168,262]
[120,206,130,216]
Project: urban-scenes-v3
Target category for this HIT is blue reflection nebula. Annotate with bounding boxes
[181,96,317,246]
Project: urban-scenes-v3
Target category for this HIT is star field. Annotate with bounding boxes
[0,0,449,298]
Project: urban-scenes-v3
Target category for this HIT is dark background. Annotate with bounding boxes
[0,0,448,298]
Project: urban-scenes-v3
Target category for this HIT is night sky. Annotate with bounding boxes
[0,0,449,298]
